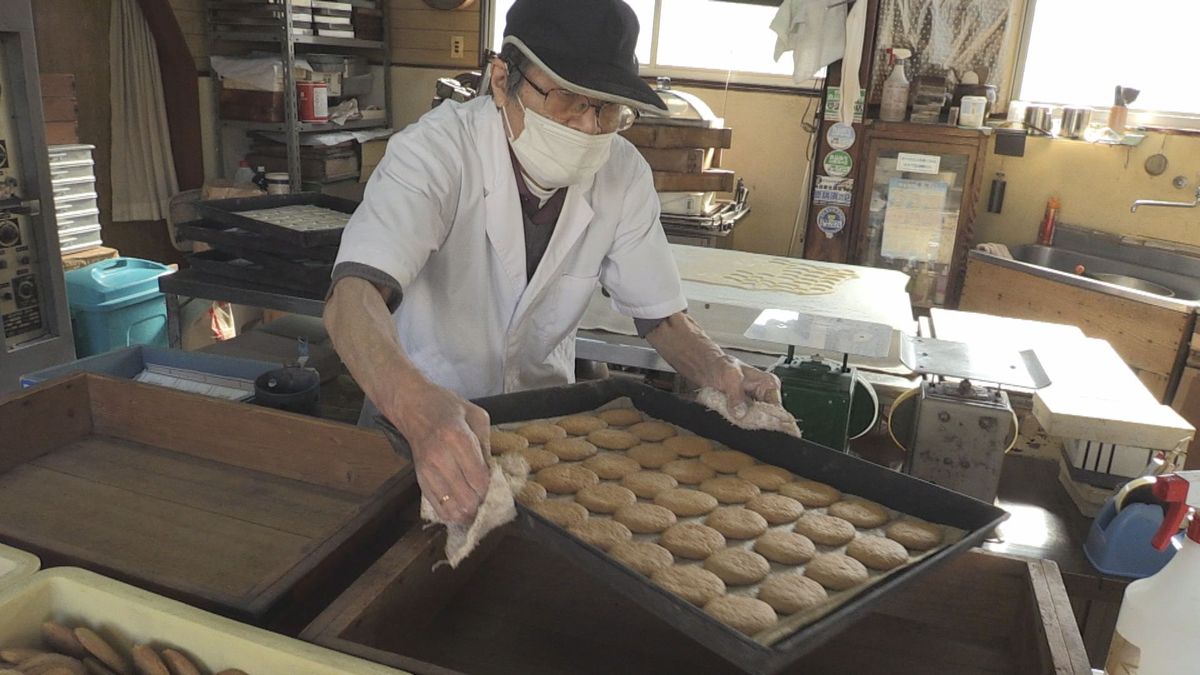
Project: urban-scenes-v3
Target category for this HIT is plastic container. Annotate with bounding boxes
[879,48,912,122]
[18,344,276,395]
[0,543,39,594]
[297,80,329,122]
[65,257,173,357]
[0,568,404,675]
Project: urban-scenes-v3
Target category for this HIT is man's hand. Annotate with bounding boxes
[709,356,783,418]
[384,381,493,525]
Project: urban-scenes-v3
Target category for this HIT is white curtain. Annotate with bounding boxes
[110,0,179,222]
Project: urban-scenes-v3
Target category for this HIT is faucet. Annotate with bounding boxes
[1131,187,1200,213]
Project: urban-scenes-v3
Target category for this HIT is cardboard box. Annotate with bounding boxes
[41,96,78,123]
[43,121,79,145]
[39,73,76,98]
[359,138,387,183]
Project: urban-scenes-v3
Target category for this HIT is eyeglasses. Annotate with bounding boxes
[514,66,638,134]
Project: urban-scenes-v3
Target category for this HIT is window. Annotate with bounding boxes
[1017,0,1199,120]
[489,0,810,87]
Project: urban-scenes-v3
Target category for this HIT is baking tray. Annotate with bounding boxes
[177,220,341,261]
[471,380,1009,674]
[188,249,331,297]
[195,193,357,247]
[0,373,415,627]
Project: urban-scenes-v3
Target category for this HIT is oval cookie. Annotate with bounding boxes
[779,479,842,507]
[556,415,608,435]
[704,506,769,539]
[758,574,828,615]
[828,499,890,529]
[804,553,869,591]
[516,480,547,505]
[737,464,795,490]
[654,488,719,517]
[659,522,726,559]
[545,437,599,461]
[629,421,677,442]
[700,450,757,473]
[745,493,804,525]
[846,535,909,570]
[653,565,726,606]
[569,519,633,551]
[704,596,778,636]
[588,428,641,450]
[535,464,599,494]
[793,513,857,546]
[886,518,944,551]
[514,446,559,472]
[704,548,771,585]
[576,483,638,514]
[754,530,816,565]
[700,476,761,504]
[531,500,589,528]
[663,434,713,457]
[583,452,642,480]
[614,503,678,534]
[517,422,567,444]
[597,408,643,427]
[621,470,678,499]
[662,459,716,485]
[627,443,678,469]
[611,541,674,576]
[490,429,529,455]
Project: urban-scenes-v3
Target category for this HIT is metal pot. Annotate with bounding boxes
[1024,105,1054,136]
[1060,106,1092,139]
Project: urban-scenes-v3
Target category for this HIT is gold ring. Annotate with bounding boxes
[440,494,451,503]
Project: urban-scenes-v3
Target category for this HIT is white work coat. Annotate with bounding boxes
[334,96,687,399]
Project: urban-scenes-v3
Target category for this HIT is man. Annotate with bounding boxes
[324,0,783,525]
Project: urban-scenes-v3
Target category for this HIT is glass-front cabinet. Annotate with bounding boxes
[850,124,989,309]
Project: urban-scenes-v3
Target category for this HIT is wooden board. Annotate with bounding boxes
[653,169,735,193]
[44,121,79,146]
[960,257,1193,402]
[636,147,711,174]
[40,96,78,123]
[1172,367,1200,470]
[62,245,119,271]
[39,73,76,98]
[0,374,415,623]
[621,124,733,149]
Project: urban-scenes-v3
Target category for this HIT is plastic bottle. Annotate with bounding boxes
[879,48,912,122]
[1105,472,1200,674]
[233,160,255,186]
[1037,196,1060,246]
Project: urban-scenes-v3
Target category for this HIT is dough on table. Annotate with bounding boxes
[886,518,945,551]
[737,464,795,490]
[490,430,529,455]
[704,506,769,539]
[629,420,677,442]
[597,408,643,427]
[614,503,678,534]
[779,479,843,507]
[517,422,567,444]
[658,522,726,559]
[846,535,909,570]
[804,553,869,591]
[700,476,762,504]
[627,443,678,469]
[654,488,719,517]
[793,513,857,546]
[620,471,678,499]
[661,459,716,485]
[545,437,599,461]
[516,480,547,505]
[745,494,804,525]
[535,464,599,494]
[576,483,638,514]
[757,574,828,615]
[610,541,674,576]
[569,519,633,551]
[583,452,642,480]
[532,500,589,528]
[700,450,757,474]
[588,428,641,450]
[664,434,713,457]
[652,565,726,606]
[703,596,778,636]
[704,548,771,585]
[828,498,890,529]
[556,414,608,435]
[514,447,559,472]
[753,530,816,565]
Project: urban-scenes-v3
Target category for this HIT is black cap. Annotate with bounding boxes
[502,0,667,113]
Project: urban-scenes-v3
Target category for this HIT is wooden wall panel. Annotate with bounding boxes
[389,0,481,68]
[168,0,207,72]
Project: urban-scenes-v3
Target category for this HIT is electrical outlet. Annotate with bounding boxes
[450,35,465,60]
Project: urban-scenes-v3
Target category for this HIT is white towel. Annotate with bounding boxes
[975,242,1014,260]
[839,0,869,125]
[697,387,802,438]
[770,0,848,85]
[420,451,528,569]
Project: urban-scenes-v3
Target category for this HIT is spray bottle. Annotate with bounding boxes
[1105,471,1200,674]
[880,48,912,122]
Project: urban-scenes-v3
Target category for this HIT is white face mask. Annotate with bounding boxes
[503,98,614,189]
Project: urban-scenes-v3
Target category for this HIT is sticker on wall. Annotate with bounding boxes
[826,123,856,150]
[896,152,941,174]
[823,150,854,178]
[823,87,865,124]
[813,176,854,206]
[816,206,847,239]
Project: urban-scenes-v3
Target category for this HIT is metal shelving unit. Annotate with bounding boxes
[206,0,392,192]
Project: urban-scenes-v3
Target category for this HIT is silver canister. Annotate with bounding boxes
[1060,106,1092,139]
[1024,104,1054,135]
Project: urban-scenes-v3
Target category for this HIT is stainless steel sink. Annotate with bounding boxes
[1010,244,1200,301]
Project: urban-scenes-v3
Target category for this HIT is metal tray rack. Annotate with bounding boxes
[177,220,340,262]
[470,380,1009,674]
[195,193,358,248]
[188,250,330,297]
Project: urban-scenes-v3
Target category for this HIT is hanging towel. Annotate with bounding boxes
[839,0,869,125]
[770,0,848,85]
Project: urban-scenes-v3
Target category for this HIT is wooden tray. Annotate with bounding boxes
[0,374,414,627]
[303,525,1090,675]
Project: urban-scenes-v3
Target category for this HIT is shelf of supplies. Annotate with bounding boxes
[210,30,385,50]
[219,118,389,133]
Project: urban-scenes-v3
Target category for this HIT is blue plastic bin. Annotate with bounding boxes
[65,258,173,357]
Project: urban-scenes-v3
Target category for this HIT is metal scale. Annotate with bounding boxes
[0,0,74,392]
[746,310,1050,502]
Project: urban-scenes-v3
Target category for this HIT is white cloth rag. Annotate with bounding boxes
[697,387,802,438]
[975,242,1014,260]
[420,453,528,569]
[770,0,847,85]
[839,0,869,125]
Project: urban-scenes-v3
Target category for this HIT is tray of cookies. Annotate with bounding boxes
[477,379,1007,674]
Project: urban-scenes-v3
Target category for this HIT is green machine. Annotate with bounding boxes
[745,310,884,452]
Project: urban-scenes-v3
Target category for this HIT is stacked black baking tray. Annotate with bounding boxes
[179,193,355,297]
